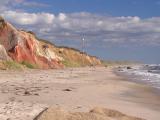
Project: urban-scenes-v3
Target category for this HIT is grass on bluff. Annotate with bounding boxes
[21,61,38,69]
[0,61,38,70]
[2,61,23,70]
[62,60,81,67]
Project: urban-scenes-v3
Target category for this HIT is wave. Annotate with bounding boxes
[118,64,160,90]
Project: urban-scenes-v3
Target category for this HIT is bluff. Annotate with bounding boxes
[0,16,101,69]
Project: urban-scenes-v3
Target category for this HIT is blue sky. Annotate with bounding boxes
[1,0,160,63]
[17,0,160,18]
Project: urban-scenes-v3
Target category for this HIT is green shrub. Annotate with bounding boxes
[21,61,38,69]
[62,60,81,67]
[3,61,23,69]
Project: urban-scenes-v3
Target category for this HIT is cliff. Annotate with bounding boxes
[39,39,101,67]
[0,16,101,69]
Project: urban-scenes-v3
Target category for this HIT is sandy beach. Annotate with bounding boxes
[0,67,160,120]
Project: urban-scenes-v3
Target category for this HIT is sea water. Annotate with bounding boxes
[118,64,160,90]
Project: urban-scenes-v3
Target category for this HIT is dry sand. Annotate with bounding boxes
[35,107,145,120]
[0,67,160,120]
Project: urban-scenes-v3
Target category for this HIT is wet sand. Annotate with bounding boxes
[0,67,160,120]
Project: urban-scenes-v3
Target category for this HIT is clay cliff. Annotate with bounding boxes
[0,16,101,69]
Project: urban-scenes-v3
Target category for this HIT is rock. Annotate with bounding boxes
[24,91,31,96]
[62,89,72,91]
[34,93,39,96]
[127,66,132,69]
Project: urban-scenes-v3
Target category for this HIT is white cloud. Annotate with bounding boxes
[58,13,67,21]
[1,11,55,25]
[22,1,50,7]
[1,7,160,46]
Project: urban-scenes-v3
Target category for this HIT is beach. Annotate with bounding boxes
[0,67,160,120]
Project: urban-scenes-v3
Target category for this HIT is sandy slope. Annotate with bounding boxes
[35,107,145,120]
[0,67,160,120]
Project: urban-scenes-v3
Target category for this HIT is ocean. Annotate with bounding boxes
[117,64,160,90]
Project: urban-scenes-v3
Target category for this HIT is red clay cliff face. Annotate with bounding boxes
[0,17,101,69]
[0,18,63,69]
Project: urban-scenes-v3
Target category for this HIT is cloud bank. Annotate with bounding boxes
[0,0,160,47]
[2,11,54,25]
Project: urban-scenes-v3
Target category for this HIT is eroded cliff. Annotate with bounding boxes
[0,16,101,69]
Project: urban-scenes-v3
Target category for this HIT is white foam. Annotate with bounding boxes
[120,65,160,90]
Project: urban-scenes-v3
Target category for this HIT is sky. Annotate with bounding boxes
[0,0,160,64]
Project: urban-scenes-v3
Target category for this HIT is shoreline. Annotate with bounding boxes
[114,67,160,96]
[0,67,160,120]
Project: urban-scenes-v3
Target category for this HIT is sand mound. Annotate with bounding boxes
[35,107,145,120]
